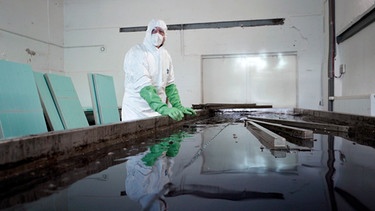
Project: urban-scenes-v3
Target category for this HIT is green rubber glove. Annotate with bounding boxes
[140,85,184,121]
[166,84,196,116]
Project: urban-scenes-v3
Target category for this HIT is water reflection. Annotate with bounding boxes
[202,123,298,174]
[125,125,287,211]
[125,132,186,210]
[3,120,375,210]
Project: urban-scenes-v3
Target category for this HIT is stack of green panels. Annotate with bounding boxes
[88,73,120,125]
[34,72,64,131]
[0,60,47,139]
[45,73,89,129]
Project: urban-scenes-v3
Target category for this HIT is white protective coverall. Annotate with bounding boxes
[121,19,175,121]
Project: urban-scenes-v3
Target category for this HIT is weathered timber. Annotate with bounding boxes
[294,108,375,140]
[0,110,208,167]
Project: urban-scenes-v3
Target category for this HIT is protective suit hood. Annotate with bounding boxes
[144,19,168,49]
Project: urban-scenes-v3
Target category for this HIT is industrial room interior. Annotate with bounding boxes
[0,0,374,114]
[1,0,375,210]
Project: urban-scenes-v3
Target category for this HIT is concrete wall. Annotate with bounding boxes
[64,0,325,110]
[3,1,374,113]
[335,0,375,96]
[0,0,64,73]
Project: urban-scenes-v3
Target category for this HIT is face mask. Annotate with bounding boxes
[151,33,164,47]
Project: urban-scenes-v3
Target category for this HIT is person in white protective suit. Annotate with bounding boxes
[121,19,196,121]
[125,134,184,211]
[125,152,173,211]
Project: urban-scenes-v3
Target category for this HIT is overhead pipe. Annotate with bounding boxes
[327,0,336,111]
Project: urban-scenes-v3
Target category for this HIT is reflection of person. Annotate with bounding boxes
[125,132,284,210]
[121,19,196,122]
[125,154,172,210]
[125,133,184,210]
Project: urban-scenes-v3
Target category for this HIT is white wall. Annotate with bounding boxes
[0,0,64,72]
[335,0,375,97]
[64,0,325,109]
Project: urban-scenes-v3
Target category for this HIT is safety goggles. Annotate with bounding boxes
[151,27,165,36]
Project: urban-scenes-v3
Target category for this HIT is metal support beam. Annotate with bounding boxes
[120,19,284,33]
[337,7,375,44]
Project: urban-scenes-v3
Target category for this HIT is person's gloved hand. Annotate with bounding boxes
[140,85,184,121]
[176,106,196,115]
[158,106,184,121]
[166,84,196,116]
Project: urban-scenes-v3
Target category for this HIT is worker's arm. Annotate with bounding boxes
[140,85,184,121]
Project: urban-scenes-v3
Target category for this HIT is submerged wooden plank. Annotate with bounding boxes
[34,72,64,131]
[88,73,120,125]
[0,60,47,139]
[45,73,88,129]
[192,103,272,109]
[246,121,286,148]
[247,116,350,133]
[247,119,313,139]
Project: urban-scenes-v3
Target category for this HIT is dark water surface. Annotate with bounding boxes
[3,120,375,211]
